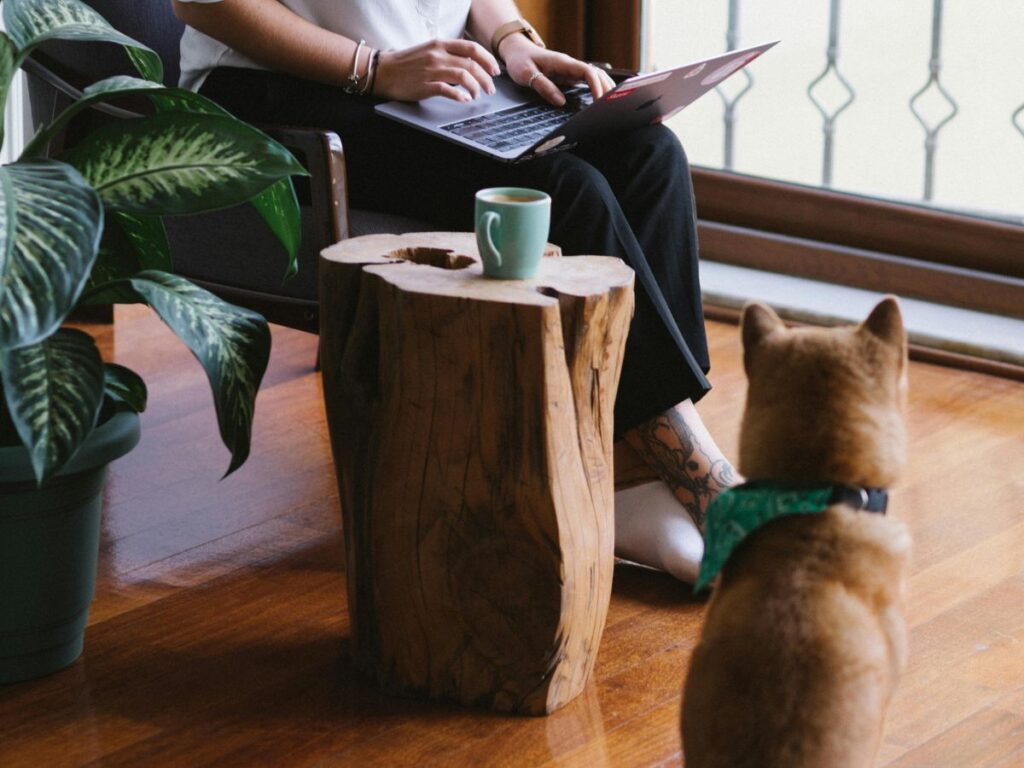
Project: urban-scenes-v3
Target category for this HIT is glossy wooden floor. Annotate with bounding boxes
[2,306,1022,767]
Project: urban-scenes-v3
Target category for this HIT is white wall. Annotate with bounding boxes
[646,0,1024,222]
[0,9,32,165]
[2,72,30,165]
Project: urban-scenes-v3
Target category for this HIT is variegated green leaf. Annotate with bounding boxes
[1,327,104,484]
[146,89,304,277]
[2,0,163,82]
[23,76,291,276]
[115,212,171,272]
[130,271,270,475]
[0,160,103,349]
[248,179,301,279]
[103,362,147,413]
[80,212,169,305]
[81,221,145,306]
[148,87,232,118]
[124,46,161,82]
[20,75,164,159]
[0,34,17,149]
[87,75,165,101]
[60,112,307,216]
[32,80,304,276]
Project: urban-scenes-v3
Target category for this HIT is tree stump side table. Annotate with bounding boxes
[319,232,634,715]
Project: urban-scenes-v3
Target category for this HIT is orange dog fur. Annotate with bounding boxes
[681,298,912,768]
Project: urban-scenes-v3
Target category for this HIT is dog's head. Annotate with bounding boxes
[738,297,908,488]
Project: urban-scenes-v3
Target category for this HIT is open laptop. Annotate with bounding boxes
[376,41,777,163]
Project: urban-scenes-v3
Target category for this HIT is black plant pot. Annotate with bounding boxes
[0,411,140,684]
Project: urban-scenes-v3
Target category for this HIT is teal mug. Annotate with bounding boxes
[474,187,551,279]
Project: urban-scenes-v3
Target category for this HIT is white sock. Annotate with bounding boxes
[614,480,704,584]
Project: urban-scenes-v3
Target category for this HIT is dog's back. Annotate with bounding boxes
[682,299,911,768]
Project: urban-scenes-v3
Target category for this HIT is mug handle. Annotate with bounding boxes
[479,211,502,269]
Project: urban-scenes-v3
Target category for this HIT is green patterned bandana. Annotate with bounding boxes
[694,483,835,592]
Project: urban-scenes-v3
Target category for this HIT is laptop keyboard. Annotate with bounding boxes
[442,88,593,152]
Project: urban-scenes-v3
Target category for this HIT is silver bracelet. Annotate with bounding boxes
[344,38,367,94]
[359,48,378,95]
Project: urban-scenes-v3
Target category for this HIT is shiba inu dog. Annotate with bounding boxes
[682,298,911,768]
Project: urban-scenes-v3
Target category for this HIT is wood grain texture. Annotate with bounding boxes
[698,221,1024,320]
[692,168,1024,280]
[319,233,634,714]
[0,304,1020,766]
[588,0,642,70]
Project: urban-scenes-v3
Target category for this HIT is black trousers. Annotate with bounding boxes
[201,67,711,435]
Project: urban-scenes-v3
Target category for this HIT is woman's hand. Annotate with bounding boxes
[375,39,501,102]
[499,35,616,106]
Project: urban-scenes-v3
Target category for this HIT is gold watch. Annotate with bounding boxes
[491,19,546,60]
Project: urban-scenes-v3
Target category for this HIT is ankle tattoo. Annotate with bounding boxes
[630,412,736,527]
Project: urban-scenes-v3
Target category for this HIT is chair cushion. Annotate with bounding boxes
[166,206,314,300]
[350,209,442,238]
[167,206,438,303]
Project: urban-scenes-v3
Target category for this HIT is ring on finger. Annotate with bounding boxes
[527,71,543,88]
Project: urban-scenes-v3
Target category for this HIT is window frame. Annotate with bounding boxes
[693,168,1024,319]
[581,2,1024,321]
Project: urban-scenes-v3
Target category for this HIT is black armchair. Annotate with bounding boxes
[24,0,435,333]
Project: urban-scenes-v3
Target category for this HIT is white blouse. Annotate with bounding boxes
[177,0,473,91]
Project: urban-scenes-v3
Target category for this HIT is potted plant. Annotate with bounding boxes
[0,0,307,683]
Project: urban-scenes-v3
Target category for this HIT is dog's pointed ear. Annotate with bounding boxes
[860,296,905,348]
[742,303,784,374]
[742,303,784,350]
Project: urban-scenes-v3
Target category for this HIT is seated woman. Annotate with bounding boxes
[172,0,737,582]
